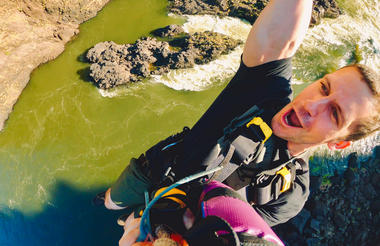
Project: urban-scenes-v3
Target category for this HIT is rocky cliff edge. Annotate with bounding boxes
[0,0,110,131]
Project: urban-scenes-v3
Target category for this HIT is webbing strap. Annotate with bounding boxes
[223,105,263,138]
[250,176,282,205]
[212,144,237,182]
[250,159,307,205]
[257,151,308,177]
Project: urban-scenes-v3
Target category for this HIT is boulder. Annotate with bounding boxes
[151,24,185,37]
[86,32,242,89]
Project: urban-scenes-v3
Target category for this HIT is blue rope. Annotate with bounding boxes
[137,166,223,242]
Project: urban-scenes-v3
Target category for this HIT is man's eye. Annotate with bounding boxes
[320,81,328,95]
[332,107,339,124]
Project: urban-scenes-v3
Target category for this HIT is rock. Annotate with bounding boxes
[330,173,343,185]
[87,31,242,88]
[361,184,377,200]
[310,0,341,26]
[310,175,322,193]
[306,237,320,246]
[345,187,356,199]
[344,168,358,186]
[311,200,327,218]
[152,24,185,37]
[347,152,359,169]
[310,219,321,234]
[333,212,347,230]
[371,173,380,189]
[89,63,131,89]
[373,145,380,159]
[168,49,197,69]
[290,209,311,234]
[354,230,369,244]
[371,199,380,213]
[189,31,243,63]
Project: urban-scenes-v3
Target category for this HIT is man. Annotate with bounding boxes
[100,0,379,226]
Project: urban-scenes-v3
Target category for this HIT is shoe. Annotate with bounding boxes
[92,191,106,206]
[117,214,130,226]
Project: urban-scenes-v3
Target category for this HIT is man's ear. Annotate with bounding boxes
[327,141,351,150]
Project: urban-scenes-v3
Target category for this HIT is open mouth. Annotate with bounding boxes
[283,109,302,128]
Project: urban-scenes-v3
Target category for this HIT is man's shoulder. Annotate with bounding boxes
[237,57,293,80]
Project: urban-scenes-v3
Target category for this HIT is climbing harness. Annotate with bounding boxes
[145,104,307,207]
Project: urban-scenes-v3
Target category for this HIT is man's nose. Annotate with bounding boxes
[304,97,330,117]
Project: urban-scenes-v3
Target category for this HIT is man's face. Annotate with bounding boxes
[272,67,376,148]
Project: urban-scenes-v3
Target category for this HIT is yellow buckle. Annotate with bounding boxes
[276,167,292,192]
[246,117,272,144]
[154,187,187,208]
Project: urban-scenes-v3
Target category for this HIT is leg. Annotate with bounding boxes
[107,156,152,209]
[104,188,127,210]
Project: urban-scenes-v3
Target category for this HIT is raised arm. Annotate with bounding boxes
[243,0,313,67]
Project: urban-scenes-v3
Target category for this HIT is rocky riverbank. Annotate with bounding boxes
[86,0,341,89]
[274,145,380,246]
[0,0,110,131]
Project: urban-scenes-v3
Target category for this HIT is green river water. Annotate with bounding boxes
[0,0,378,245]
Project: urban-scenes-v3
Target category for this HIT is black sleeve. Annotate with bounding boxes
[234,56,293,86]
[253,170,310,227]
[190,57,294,140]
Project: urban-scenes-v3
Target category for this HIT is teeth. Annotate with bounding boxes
[285,113,291,126]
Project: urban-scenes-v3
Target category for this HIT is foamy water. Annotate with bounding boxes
[151,15,252,91]
[150,46,244,91]
[149,15,253,90]
[181,14,252,41]
[293,0,379,80]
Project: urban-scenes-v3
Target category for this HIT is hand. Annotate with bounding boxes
[119,213,151,246]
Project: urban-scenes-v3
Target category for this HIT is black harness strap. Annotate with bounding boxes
[223,105,263,139]
[248,154,309,205]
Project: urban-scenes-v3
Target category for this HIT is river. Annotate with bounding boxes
[0,0,378,244]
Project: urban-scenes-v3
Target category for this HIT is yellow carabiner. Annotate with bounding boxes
[246,117,272,144]
[276,167,292,193]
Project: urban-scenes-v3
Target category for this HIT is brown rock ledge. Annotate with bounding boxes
[0,0,110,131]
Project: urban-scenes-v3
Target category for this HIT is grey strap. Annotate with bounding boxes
[211,144,237,182]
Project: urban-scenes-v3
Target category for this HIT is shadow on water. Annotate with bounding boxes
[0,181,134,246]
[77,48,95,84]
[77,49,91,63]
[77,66,93,83]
